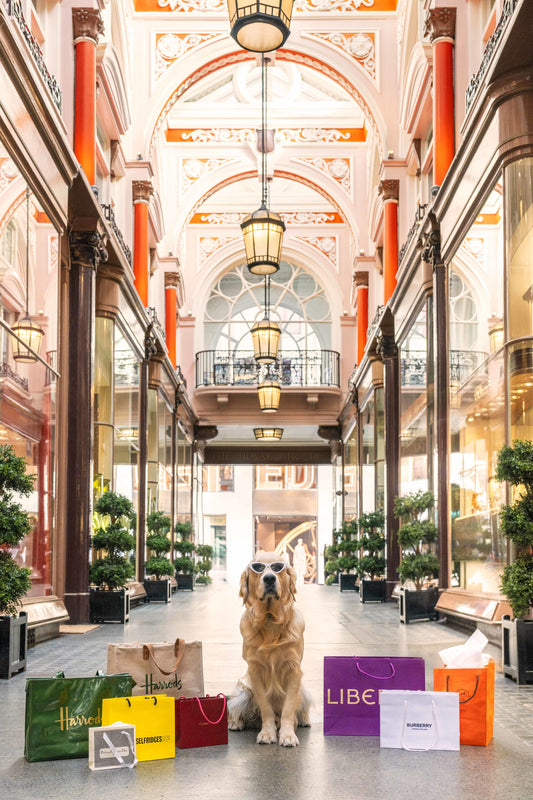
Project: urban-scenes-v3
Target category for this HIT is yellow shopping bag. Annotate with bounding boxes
[102,695,175,761]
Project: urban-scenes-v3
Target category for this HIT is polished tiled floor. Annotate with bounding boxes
[2,581,533,800]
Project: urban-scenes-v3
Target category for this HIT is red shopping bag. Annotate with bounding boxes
[175,694,228,749]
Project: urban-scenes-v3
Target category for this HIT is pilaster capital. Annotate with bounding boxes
[424,8,456,43]
[72,8,104,44]
[132,180,154,205]
[69,231,108,271]
[353,270,369,289]
[164,271,181,289]
[378,179,399,202]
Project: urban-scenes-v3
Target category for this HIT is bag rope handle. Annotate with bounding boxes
[194,694,227,726]
[355,660,396,679]
[401,698,439,752]
[445,673,480,703]
[142,638,186,675]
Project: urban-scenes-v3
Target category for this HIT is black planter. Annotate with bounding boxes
[143,578,172,603]
[175,573,195,591]
[0,612,28,679]
[502,615,533,684]
[399,586,439,623]
[339,573,358,592]
[89,588,130,623]
[360,579,387,603]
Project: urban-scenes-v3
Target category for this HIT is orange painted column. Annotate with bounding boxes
[132,181,153,306]
[426,8,456,187]
[354,271,369,364]
[72,9,103,186]
[380,179,399,306]
[165,272,179,368]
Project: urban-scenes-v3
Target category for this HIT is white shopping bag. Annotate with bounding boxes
[380,690,460,751]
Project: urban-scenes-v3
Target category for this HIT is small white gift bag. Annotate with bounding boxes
[380,690,460,751]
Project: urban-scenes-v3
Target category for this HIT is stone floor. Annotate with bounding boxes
[1,581,533,800]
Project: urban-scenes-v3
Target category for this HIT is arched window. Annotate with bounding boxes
[204,260,331,354]
[0,220,16,266]
[449,270,479,352]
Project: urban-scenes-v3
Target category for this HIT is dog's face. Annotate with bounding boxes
[239,551,296,610]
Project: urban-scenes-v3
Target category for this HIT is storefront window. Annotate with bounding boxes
[361,397,375,513]
[344,422,358,521]
[449,178,505,592]
[94,317,114,496]
[176,424,192,524]
[0,160,58,598]
[113,325,139,504]
[506,157,533,442]
[400,305,429,495]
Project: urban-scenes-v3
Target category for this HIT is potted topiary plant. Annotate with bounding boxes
[89,491,136,623]
[173,520,197,590]
[331,520,359,591]
[495,440,533,684]
[195,544,214,585]
[0,445,34,679]
[144,511,173,603]
[324,543,339,585]
[394,490,440,623]
[356,510,386,603]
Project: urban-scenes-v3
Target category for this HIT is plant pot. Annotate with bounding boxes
[502,615,533,685]
[360,579,387,603]
[143,578,172,603]
[339,573,358,592]
[0,612,28,679]
[89,588,130,623]
[175,573,195,591]
[399,586,439,623]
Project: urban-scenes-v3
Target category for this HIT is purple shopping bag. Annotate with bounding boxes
[323,656,426,736]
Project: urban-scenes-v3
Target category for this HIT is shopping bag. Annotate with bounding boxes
[88,722,137,770]
[102,695,175,761]
[380,690,460,751]
[24,671,135,762]
[323,656,426,735]
[107,638,204,698]
[433,659,495,745]
[175,694,228,749]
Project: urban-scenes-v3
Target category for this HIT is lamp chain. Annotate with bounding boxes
[261,54,268,207]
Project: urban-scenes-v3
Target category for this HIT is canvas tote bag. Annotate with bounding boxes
[107,638,204,698]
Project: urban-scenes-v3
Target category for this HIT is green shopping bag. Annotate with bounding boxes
[24,671,135,762]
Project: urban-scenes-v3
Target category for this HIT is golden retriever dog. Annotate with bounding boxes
[227,551,311,747]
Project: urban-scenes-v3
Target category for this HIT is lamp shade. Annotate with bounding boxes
[257,380,280,412]
[251,317,280,363]
[11,315,44,363]
[241,205,285,275]
[254,427,283,440]
[227,0,294,53]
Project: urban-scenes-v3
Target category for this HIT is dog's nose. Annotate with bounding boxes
[263,572,276,586]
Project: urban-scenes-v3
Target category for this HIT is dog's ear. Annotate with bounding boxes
[286,565,297,601]
[239,568,249,605]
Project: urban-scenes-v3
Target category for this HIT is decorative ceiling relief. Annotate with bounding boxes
[199,235,239,264]
[156,0,224,12]
[167,127,365,144]
[189,211,342,225]
[294,0,376,8]
[180,158,238,194]
[293,157,351,194]
[304,32,376,81]
[464,237,486,270]
[0,158,18,192]
[295,235,338,268]
[154,33,222,82]
[135,0,392,13]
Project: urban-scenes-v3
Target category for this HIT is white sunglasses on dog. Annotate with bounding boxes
[249,561,287,574]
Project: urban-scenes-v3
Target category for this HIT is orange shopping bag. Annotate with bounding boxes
[433,659,494,746]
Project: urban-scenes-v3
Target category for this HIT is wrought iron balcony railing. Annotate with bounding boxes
[195,350,340,389]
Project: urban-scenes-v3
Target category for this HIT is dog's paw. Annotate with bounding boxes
[228,720,245,731]
[278,728,299,747]
[257,725,278,744]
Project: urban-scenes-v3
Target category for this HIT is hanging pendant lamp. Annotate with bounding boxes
[241,54,285,276]
[252,275,280,363]
[258,379,280,412]
[227,0,294,54]
[254,427,283,440]
[12,189,44,363]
